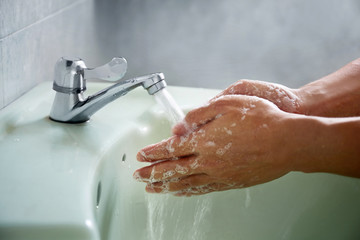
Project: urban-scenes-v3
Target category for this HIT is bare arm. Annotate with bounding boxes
[297,58,360,117]
[282,115,360,178]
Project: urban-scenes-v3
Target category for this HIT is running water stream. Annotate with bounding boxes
[153,88,185,126]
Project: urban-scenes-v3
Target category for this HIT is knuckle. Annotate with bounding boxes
[236,79,251,85]
[349,58,360,75]
[212,95,233,105]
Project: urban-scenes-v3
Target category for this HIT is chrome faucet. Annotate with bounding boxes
[49,57,166,123]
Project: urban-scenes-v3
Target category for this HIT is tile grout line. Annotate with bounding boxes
[0,40,4,109]
[0,0,89,41]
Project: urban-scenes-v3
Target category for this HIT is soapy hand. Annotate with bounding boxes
[213,79,303,114]
[221,58,360,118]
[133,95,293,196]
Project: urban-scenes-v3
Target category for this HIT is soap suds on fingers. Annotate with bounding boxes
[216,142,232,156]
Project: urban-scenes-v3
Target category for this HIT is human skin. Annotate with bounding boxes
[214,58,360,117]
[133,59,360,196]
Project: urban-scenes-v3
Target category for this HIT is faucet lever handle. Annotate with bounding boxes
[84,57,127,81]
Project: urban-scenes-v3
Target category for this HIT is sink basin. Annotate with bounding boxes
[1,82,360,240]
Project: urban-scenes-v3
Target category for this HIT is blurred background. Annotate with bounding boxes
[1,0,360,109]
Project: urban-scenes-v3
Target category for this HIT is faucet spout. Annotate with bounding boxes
[49,57,166,123]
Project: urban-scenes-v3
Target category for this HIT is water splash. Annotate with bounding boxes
[146,194,167,240]
[191,196,212,240]
[154,89,185,126]
[145,194,213,240]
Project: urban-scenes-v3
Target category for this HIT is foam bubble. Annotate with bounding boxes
[179,136,188,147]
[190,158,200,169]
[139,150,156,159]
[224,127,232,135]
[205,141,216,147]
[163,170,176,179]
[176,185,211,195]
[224,142,232,150]
[198,129,206,137]
[149,167,157,183]
[166,138,175,153]
[189,135,199,149]
[215,113,223,119]
[216,148,225,156]
[240,107,250,114]
[216,143,232,156]
[175,164,189,174]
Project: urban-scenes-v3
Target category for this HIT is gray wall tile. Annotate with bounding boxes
[0,0,101,109]
[0,53,4,108]
[0,0,80,38]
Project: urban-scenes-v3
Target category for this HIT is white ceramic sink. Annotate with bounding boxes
[1,82,360,240]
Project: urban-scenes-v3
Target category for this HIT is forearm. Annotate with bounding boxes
[287,115,360,178]
[297,58,360,117]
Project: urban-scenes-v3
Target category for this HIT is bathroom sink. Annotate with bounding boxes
[1,82,360,240]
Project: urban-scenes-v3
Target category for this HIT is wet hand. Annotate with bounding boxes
[213,79,303,114]
[134,95,294,196]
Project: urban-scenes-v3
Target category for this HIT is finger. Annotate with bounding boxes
[173,183,233,196]
[133,155,202,183]
[146,173,212,193]
[173,186,214,196]
[137,134,197,162]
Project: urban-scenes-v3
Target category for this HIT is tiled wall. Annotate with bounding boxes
[0,0,102,109]
[1,0,360,110]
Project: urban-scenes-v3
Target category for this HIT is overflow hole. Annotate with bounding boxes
[96,181,101,209]
[122,153,126,162]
